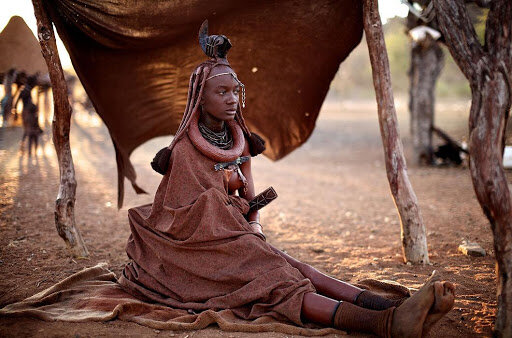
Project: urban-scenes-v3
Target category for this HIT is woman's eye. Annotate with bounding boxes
[219,91,226,95]
[234,89,239,95]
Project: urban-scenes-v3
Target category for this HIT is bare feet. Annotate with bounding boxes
[422,281,455,336]
[391,271,440,338]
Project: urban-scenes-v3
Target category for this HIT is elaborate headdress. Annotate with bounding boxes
[151,20,264,174]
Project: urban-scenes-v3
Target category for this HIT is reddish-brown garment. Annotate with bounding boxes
[119,133,315,325]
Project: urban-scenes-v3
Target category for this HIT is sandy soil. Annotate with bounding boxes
[0,100,505,337]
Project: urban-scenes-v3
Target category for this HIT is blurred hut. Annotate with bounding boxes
[0,16,48,76]
[0,16,49,126]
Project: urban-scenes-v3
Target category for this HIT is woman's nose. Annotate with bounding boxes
[226,92,238,104]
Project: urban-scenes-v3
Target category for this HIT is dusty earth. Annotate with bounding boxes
[0,100,505,337]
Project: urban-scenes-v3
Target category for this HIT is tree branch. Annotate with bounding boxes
[433,0,485,82]
[485,1,512,68]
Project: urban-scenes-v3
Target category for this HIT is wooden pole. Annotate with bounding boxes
[32,0,88,257]
[433,0,512,335]
[363,0,429,264]
[409,34,444,165]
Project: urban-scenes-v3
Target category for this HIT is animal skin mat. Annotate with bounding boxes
[0,263,411,336]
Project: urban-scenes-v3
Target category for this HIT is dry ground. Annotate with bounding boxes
[0,100,505,337]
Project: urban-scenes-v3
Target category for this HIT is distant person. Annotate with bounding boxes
[1,68,18,127]
[34,73,52,128]
[81,95,95,115]
[11,71,27,122]
[17,75,43,156]
[65,72,78,109]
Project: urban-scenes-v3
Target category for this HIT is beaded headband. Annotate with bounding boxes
[205,72,246,108]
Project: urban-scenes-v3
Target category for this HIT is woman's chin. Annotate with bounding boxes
[223,112,237,120]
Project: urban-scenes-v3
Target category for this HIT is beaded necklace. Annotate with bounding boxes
[198,122,233,150]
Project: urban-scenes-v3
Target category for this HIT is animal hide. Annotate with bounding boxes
[45,0,363,206]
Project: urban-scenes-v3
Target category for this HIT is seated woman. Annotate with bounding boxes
[118,21,454,337]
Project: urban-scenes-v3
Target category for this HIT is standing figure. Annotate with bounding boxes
[17,75,43,156]
[36,73,52,128]
[1,68,18,127]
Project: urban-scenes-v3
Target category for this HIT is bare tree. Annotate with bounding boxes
[433,0,512,335]
[363,0,429,264]
[409,32,444,165]
[405,1,445,165]
[32,0,88,257]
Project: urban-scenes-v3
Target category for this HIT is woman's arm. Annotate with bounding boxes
[239,142,259,223]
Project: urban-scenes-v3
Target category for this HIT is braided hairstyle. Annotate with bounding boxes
[151,21,265,174]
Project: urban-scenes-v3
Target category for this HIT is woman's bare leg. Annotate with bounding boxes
[269,244,363,302]
[302,292,395,336]
[301,292,339,325]
[302,279,440,337]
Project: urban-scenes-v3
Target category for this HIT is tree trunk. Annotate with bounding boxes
[471,71,512,338]
[409,35,444,165]
[32,0,88,257]
[433,0,512,335]
[363,0,429,264]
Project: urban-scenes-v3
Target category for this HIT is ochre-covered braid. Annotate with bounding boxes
[167,60,253,154]
[151,22,266,174]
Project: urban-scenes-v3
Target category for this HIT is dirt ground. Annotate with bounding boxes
[0,99,506,337]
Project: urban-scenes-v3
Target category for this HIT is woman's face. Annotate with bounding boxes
[201,66,240,122]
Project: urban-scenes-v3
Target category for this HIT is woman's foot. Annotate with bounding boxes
[391,272,440,337]
[422,281,455,336]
